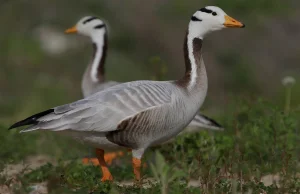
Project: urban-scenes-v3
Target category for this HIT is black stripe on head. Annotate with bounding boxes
[94,24,106,29]
[191,16,202,22]
[83,16,98,24]
[199,7,213,13]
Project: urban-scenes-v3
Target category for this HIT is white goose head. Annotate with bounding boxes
[188,6,244,39]
[179,6,245,90]
[65,16,107,43]
[65,16,108,83]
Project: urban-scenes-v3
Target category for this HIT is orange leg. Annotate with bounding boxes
[132,157,142,181]
[104,151,124,165]
[82,151,125,166]
[82,157,89,164]
[95,148,113,182]
[82,157,99,165]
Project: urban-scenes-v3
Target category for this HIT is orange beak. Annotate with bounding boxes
[65,26,77,34]
[224,15,245,28]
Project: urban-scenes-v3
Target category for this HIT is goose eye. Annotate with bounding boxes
[212,12,217,16]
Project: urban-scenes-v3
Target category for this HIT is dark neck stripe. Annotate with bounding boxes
[185,32,203,76]
[176,31,203,88]
[83,16,98,24]
[92,32,108,81]
[94,24,106,29]
[199,8,212,13]
[183,32,191,74]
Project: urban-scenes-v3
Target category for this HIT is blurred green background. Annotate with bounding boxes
[0,0,300,193]
[1,0,299,123]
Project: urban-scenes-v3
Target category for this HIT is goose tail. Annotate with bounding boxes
[8,109,54,132]
[187,113,224,132]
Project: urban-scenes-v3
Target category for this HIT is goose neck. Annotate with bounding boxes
[89,31,107,83]
[176,31,207,93]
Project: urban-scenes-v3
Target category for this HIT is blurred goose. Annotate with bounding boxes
[9,6,244,182]
[64,16,224,165]
[65,16,118,97]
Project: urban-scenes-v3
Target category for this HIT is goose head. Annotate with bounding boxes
[65,16,107,43]
[189,6,245,39]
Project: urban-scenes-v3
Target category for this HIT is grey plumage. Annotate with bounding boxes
[10,6,245,162]
[21,81,174,133]
[16,79,202,152]
[72,16,222,132]
[11,38,206,156]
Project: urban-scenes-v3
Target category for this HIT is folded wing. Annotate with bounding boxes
[12,81,173,133]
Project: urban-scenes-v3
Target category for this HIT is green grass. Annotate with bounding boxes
[1,96,299,193]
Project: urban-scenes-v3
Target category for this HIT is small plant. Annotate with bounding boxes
[281,76,296,115]
[150,151,185,194]
[23,163,54,182]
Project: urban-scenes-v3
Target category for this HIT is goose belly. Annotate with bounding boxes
[150,106,196,146]
[150,120,191,146]
[57,130,123,151]
[153,94,205,146]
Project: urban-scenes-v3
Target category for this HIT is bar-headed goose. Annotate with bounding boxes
[64,16,224,165]
[65,16,118,97]
[9,6,244,182]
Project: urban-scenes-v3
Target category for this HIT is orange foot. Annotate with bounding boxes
[132,157,142,181]
[95,148,114,182]
[101,173,113,182]
[82,151,125,166]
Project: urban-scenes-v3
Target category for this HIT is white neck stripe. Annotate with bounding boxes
[90,30,106,82]
[187,34,199,90]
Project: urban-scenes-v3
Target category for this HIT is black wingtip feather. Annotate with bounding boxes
[8,109,54,130]
[198,113,223,128]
